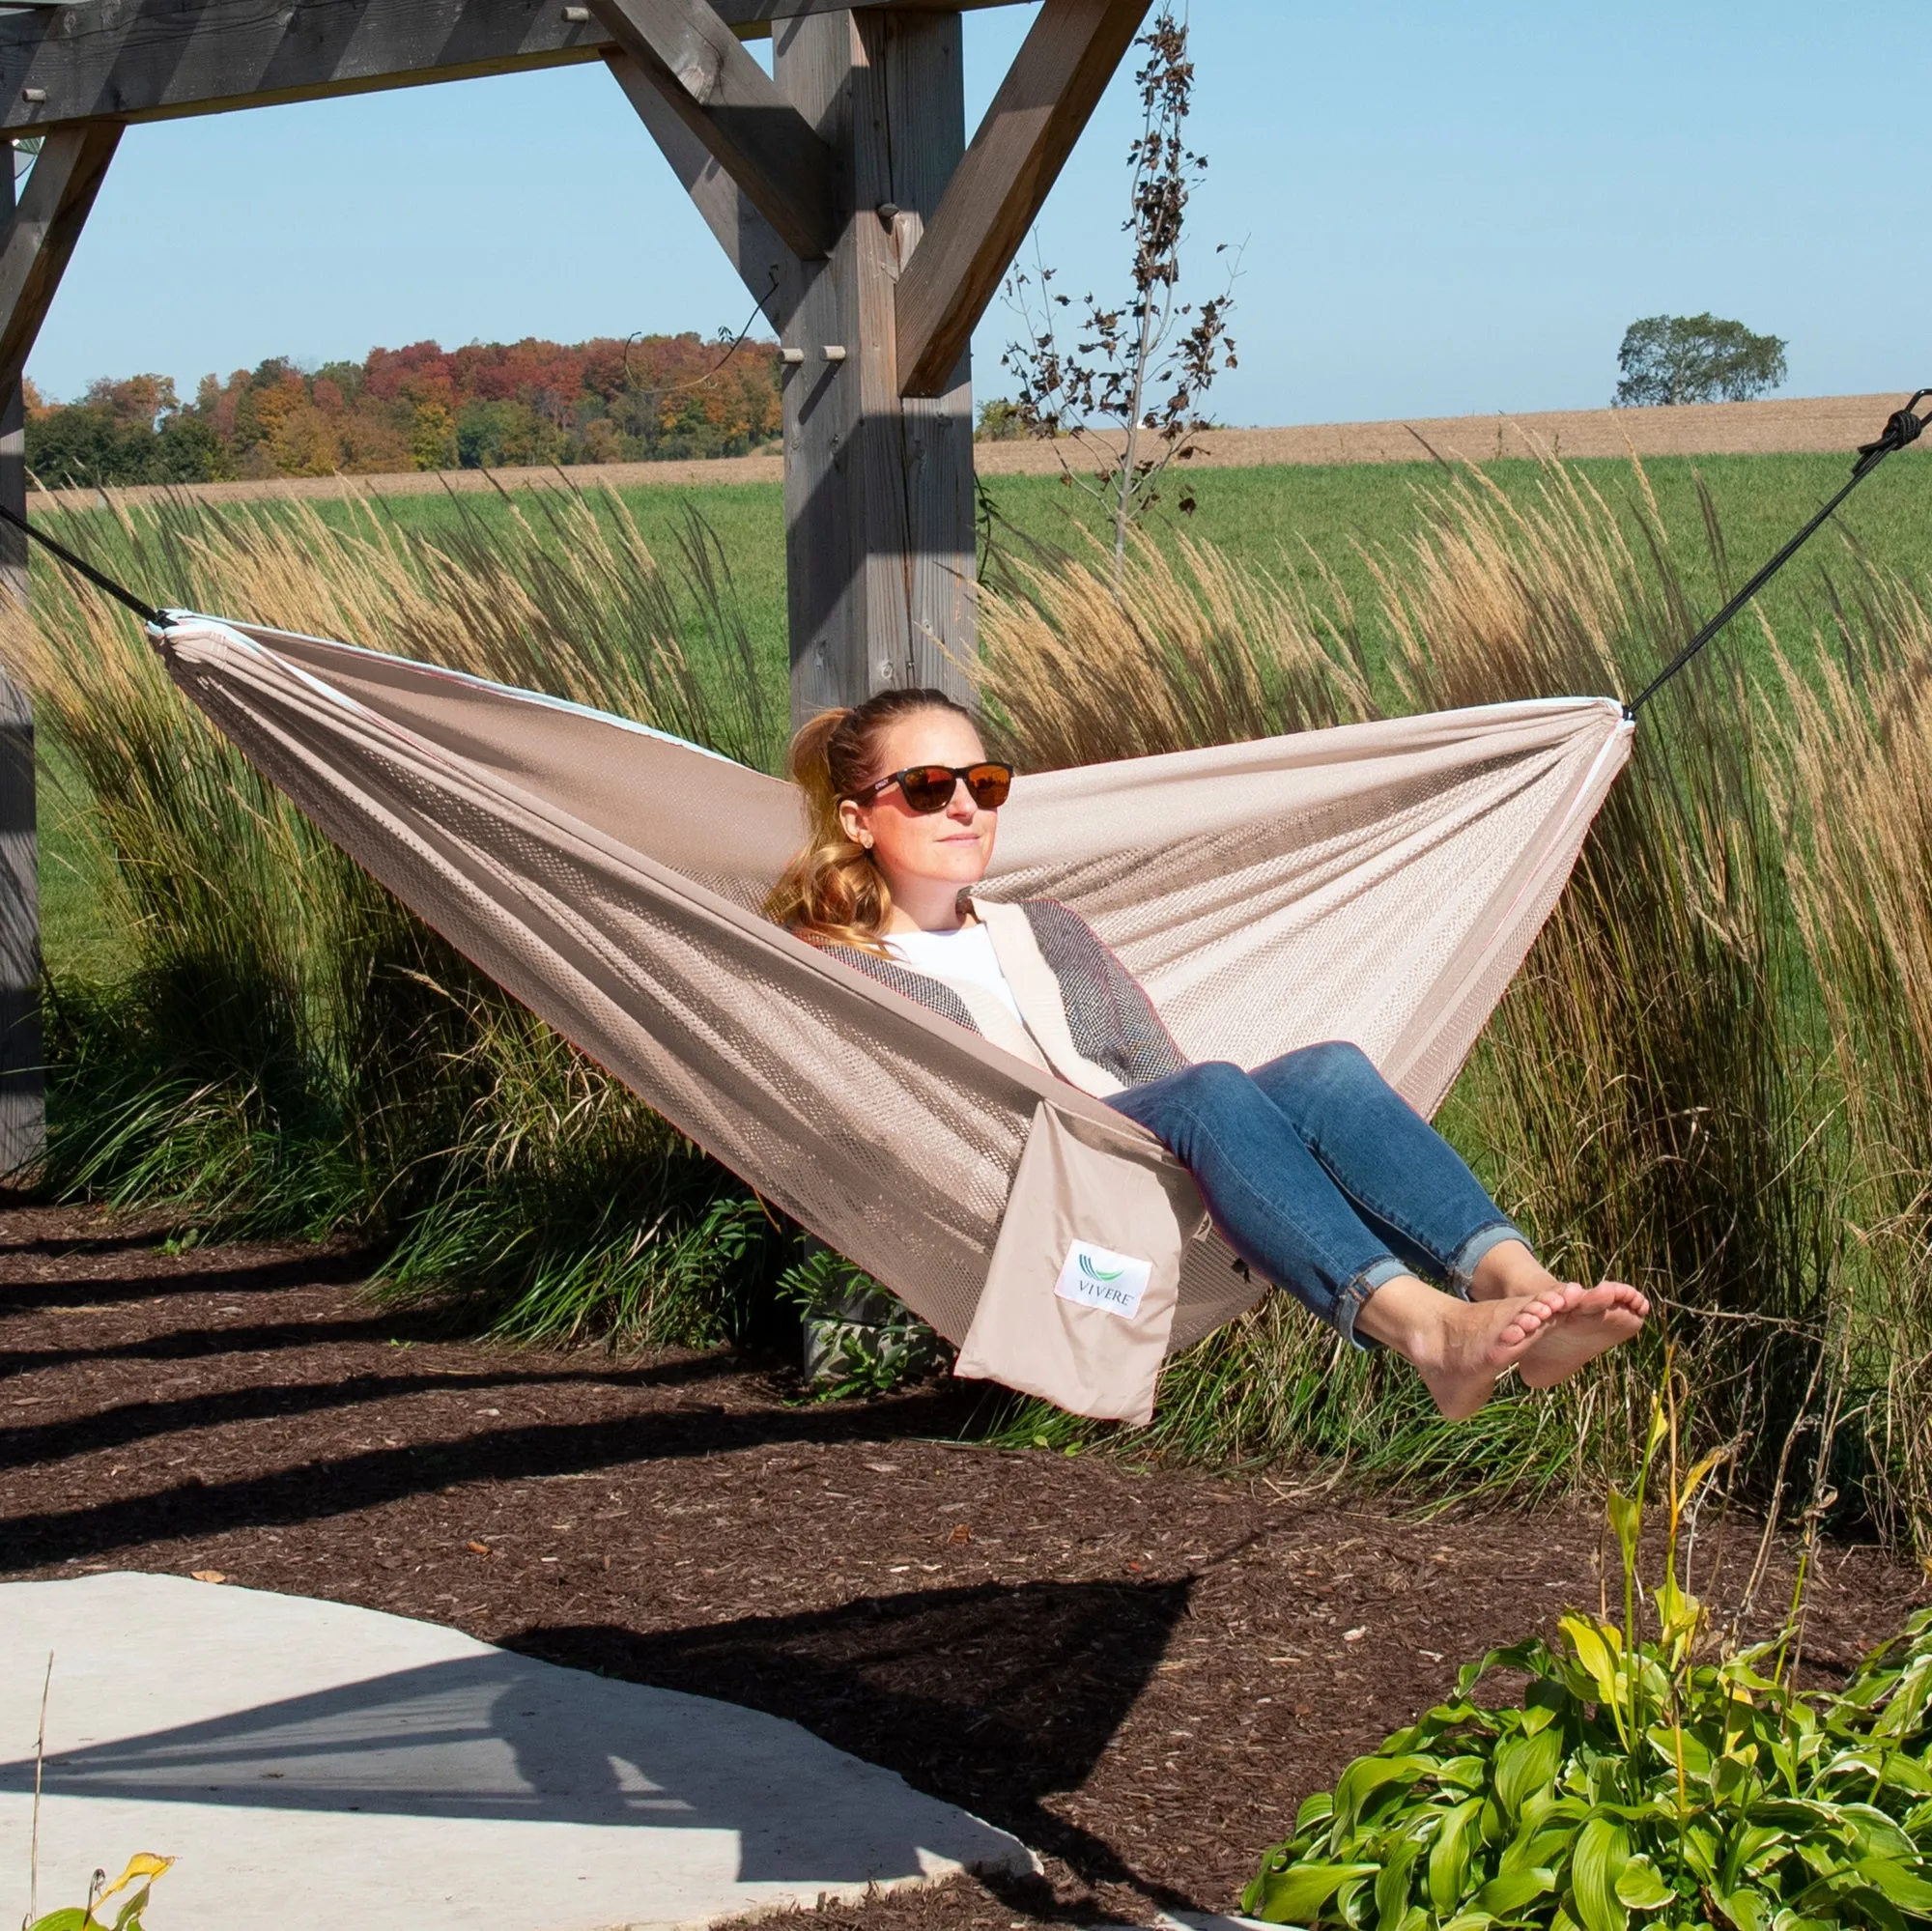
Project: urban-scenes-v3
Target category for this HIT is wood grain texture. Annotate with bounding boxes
[895,0,1150,398]
[775,7,974,722]
[0,156,42,1177]
[851,9,974,699]
[0,122,118,406]
[0,0,1022,132]
[590,0,836,259]
[772,10,857,720]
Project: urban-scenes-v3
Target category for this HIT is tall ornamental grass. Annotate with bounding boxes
[5,483,789,1346]
[11,464,1932,1544]
[1770,570,1932,1553]
[975,461,1897,1536]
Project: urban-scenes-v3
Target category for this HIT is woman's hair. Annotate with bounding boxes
[764,686,977,953]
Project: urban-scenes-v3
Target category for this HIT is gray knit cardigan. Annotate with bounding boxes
[816,898,1187,1089]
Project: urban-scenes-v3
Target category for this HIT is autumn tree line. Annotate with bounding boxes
[24,332,786,488]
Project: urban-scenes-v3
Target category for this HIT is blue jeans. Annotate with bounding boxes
[1106,1042,1526,1348]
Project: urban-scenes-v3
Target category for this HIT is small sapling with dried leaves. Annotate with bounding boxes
[997,5,1239,582]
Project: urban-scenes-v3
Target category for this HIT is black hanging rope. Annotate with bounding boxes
[0,495,169,628]
[1624,388,1931,718]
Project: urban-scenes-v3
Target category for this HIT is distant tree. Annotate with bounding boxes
[974,397,1027,442]
[1614,313,1787,408]
[27,330,785,483]
[410,400,457,471]
[151,413,231,482]
[82,372,178,427]
[25,370,229,487]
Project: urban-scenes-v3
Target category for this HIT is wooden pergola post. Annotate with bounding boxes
[772,9,975,716]
[0,0,1150,755]
[596,0,1150,723]
[0,142,36,1175]
[0,120,123,1175]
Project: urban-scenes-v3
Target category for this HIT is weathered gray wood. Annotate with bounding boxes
[590,0,836,260]
[775,7,974,723]
[895,0,1150,398]
[772,12,855,719]
[605,49,796,328]
[853,11,974,690]
[0,147,42,1178]
[0,121,119,400]
[0,0,1022,134]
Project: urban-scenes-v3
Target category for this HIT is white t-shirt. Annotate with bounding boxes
[884,923,1025,1025]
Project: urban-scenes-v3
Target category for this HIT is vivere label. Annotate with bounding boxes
[1053,1240,1153,1320]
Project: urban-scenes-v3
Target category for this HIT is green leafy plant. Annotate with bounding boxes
[1244,1392,1932,1930]
[778,1247,950,1400]
[26,1853,173,1931]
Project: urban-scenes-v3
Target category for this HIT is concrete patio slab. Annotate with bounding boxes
[0,1573,1033,1931]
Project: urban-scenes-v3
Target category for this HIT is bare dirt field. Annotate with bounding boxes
[28,392,1922,516]
[4,1201,1927,1931]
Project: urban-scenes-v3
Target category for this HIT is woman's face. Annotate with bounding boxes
[838,709,999,903]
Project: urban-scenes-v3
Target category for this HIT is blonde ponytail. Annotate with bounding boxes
[765,688,973,954]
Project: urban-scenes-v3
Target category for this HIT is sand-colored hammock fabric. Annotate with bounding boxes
[155,614,1633,1417]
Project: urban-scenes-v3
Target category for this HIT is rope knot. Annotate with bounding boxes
[1860,408,1922,459]
[1855,388,1931,475]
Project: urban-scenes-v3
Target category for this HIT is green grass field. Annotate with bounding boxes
[34,448,1932,979]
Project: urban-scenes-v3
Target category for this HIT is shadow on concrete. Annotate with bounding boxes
[510,1574,1196,1893]
[0,1644,1017,1883]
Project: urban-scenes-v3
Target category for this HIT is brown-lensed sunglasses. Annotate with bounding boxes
[855,762,1014,814]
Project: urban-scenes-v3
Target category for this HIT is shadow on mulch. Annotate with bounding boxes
[5,1199,1930,1931]
[512,1575,1198,1895]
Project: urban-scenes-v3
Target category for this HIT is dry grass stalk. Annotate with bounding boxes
[10,468,1931,1534]
[1771,574,1932,1552]
[0,481,772,1335]
[975,528,1375,768]
[1386,455,1839,1488]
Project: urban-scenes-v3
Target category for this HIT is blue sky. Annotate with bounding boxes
[26,1,1926,424]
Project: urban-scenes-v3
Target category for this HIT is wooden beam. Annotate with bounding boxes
[605,48,796,328]
[0,122,119,400]
[775,9,975,721]
[0,149,41,1178]
[590,0,835,260]
[0,0,1024,136]
[895,0,1151,399]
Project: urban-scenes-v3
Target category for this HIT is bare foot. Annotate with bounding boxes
[1517,1282,1649,1389]
[1359,1277,1586,1422]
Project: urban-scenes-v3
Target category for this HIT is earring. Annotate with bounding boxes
[860,834,874,849]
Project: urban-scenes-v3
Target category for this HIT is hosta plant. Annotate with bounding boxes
[27,1853,174,1931]
[1244,1401,1932,1931]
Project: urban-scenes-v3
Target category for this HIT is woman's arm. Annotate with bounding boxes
[1018,899,1188,1087]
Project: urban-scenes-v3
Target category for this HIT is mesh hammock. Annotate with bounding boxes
[154,615,1632,1421]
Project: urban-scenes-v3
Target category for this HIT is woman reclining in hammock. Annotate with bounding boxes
[767,687,1649,1422]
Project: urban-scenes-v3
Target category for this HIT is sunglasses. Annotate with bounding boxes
[858,762,1014,814]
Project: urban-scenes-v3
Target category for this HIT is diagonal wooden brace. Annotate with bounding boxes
[894,0,1151,399]
[0,121,121,399]
[590,0,838,262]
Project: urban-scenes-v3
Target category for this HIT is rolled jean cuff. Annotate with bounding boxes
[1336,1256,1413,1351]
[1446,1221,1531,1299]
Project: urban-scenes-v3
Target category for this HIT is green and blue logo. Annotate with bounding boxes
[1055,1240,1154,1319]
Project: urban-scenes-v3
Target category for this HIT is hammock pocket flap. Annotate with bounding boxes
[157,616,1631,1418]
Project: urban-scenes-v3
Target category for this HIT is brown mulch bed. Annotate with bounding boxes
[3,1200,1927,1931]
